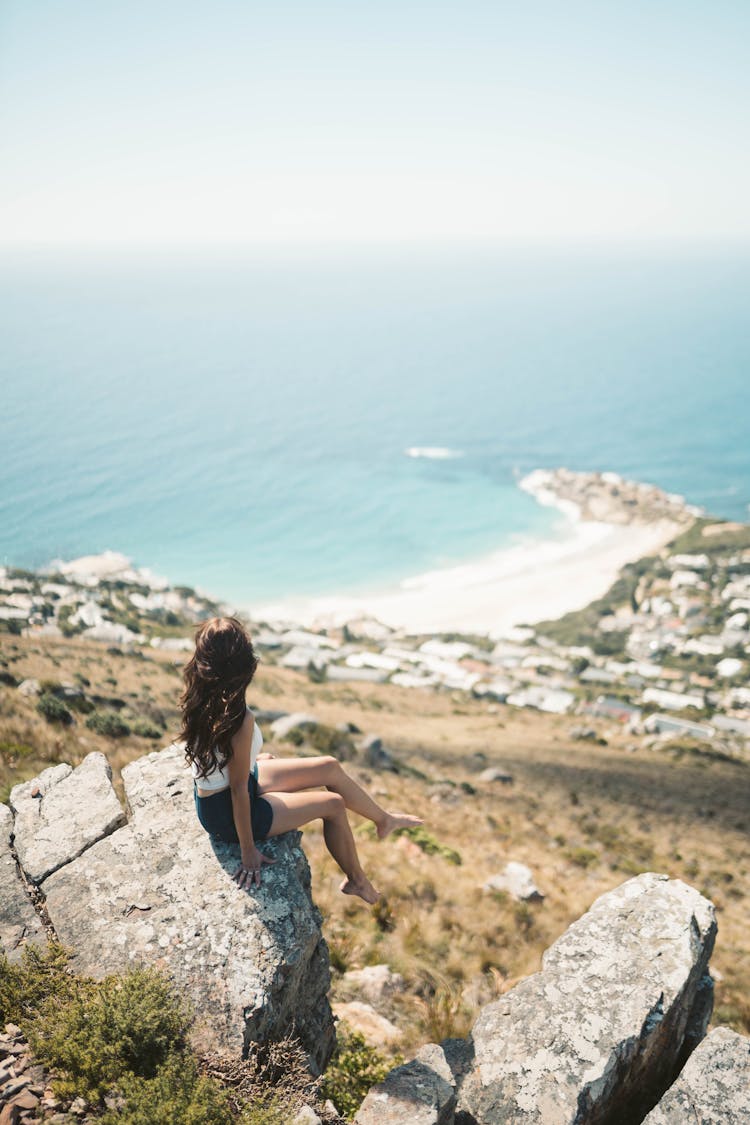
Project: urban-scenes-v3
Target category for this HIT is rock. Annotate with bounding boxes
[0,1104,20,1125]
[36,743,335,1071]
[354,1042,456,1124]
[477,767,513,784]
[10,754,126,883]
[252,709,288,725]
[293,1107,323,1125]
[643,1026,750,1124]
[333,1001,402,1046]
[483,861,544,902]
[340,965,406,1008]
[269,713,320,741]
[456,873,716,1125]
[8,1090,38,1110]
[569,726,600,742]
[358,735,395,771]
[16,679,40,697]
[0,805,46,962]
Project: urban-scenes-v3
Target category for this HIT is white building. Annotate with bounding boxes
[642,687,705,712]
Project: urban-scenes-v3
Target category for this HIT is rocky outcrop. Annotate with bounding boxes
[1,745,335,1072]
[519,468,698,527]
[642,1026,750,1124]
[356,1043,457,1125]
[10,754,126,882]
[0,806,45,963]
[357,873,719,1125]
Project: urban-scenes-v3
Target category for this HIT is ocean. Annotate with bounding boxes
[2,243,749,611]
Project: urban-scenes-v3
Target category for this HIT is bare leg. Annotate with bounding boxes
[257,755,423,838]
[263,789,379,904]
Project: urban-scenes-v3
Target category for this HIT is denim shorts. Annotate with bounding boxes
[193,766,274,843]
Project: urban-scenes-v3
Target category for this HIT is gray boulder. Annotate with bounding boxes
[339,964,406,1008]
[457,872,716,1124]
[9,753,126,882]
[477,767,513,784]
[483,861,544,902]
[358,735,395,771]
[16,679,40,697]
[643,1026,750,1124]
[269,712,320,741]
[8,742,335,1071]
[355,1043,456,1125]
[0,804,46,962]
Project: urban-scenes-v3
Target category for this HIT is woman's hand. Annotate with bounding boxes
[234,846,276,890]
[257,751,275,760]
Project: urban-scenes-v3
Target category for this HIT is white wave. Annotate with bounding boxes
[518,469,582,523]
[405,446,464,460]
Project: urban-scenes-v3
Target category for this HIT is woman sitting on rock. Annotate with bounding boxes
[181,616,422,904]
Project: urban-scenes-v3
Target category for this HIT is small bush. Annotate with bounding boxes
[565,846,599,869]
[129,717,164,740]
[36,692,73,726]
[414,972,469,1042]
[0,941,77,1027]
[321,1029,394,1121]
[0,740,36,762]
[202,1036,320,1124]
[394,826,462,866]
[86,710,131,738]
[309,724,355,759]
[28,966,191,1103]
[65,693,95,714]
[100,1047,233,1125]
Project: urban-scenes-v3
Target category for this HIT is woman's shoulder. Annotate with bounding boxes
[237,706,262,742]
[246,707,263,747]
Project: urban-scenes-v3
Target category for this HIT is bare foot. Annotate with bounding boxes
[340,875,380,905]
[376,811,424,840]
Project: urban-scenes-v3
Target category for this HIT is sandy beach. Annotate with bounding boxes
[252,515,684,637]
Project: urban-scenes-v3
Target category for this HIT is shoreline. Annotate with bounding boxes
[13,468,699,641]
[250,515,686,637]
[248,467,696,636]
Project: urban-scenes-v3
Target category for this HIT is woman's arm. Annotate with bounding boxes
[227,712,269,886]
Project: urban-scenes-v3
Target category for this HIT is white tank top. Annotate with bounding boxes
[191,711,263,791]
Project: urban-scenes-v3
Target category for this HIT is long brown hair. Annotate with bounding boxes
[179,616,259,779]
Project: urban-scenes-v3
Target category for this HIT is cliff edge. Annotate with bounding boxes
[1,746,335,1072]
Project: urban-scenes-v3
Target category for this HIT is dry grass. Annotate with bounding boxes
[2,632,749,1050]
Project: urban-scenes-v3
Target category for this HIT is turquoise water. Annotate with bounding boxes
[1,244,749,607]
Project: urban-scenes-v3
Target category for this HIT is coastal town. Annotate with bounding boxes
[1,469,749,759]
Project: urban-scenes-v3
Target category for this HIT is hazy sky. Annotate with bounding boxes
[1,1,749,246]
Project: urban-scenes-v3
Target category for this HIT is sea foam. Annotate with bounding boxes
[404,446,464,460]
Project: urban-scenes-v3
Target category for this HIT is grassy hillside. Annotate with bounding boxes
[2,630,748,1059]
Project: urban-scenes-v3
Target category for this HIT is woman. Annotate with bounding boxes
[181,616,422,904]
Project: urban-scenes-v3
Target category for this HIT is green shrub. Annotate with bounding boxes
[565,846,599,869]
[86,710,131,738]
[0,941,77,1027]
[129,717,164,740]
[28,966,191,1103]
[0,740,36,762]
[394,826,462,866]
[100,1046,233,1125]
[321,1029,394,1120]
[65,693,95,714]
[36,692,73,726]
[309,724,355,759]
